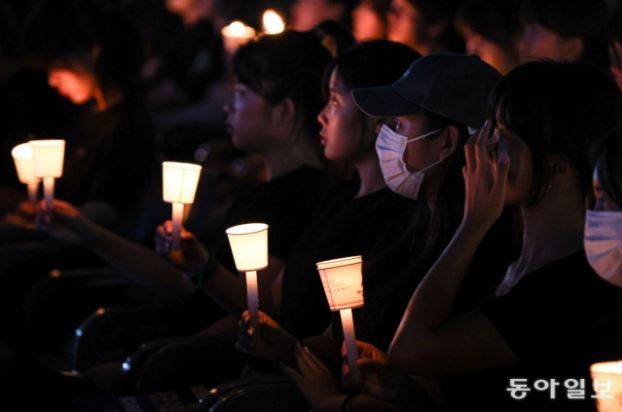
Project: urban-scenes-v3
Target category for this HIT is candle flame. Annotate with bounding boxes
[262,9,285,34]
[222,21,256,38]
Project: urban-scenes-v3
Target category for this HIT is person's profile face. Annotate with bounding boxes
[317,69,370,161]
[223,82,275,151]
[47,67,97,105]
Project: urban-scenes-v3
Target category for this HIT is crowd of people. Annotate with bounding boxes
[0,0,622,410]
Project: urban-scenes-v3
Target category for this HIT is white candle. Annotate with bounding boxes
[340,307,359,377]
[43,177,55,211]
[27,181,39,205]
[171,202,184,251]
[246,270,259,324]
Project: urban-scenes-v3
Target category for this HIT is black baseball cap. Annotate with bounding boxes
[351,53,501,129]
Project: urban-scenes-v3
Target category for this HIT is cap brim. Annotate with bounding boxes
[352,85,424,118]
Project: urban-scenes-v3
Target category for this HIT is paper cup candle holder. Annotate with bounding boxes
[316,255,364,377]
[162,161,202,250]
[591,361,622,411]
[226,223,269,324]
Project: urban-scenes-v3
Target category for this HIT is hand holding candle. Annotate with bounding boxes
[30,139,65,211]
[226,223,269,324]
[316,256,364,380]
[11,142,39,204]
[162,161,202,251]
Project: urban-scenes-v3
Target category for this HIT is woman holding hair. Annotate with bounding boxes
[348,61,622,411]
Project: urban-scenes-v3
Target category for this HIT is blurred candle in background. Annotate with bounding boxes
[262,9,285,35]
[221,21,256,55]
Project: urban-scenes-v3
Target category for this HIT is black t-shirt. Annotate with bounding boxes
[443,251,622,412]
[216,167,333,271]
[335,208,519,352]
[279,183,416,338]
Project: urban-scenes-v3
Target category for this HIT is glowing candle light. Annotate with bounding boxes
[262,9,285,35]
[11,142,39,204]
[591,361,622,411]
[316,256,364,378]
[162,161,202,250]
[226,223,269,324]
[30,139,65,210]
[221,21,256,55]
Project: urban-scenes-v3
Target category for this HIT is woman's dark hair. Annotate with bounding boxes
[594,135,622,209]
[325,40,419,163]
[233,31,332,135]
[455,0,521,49]
[332,40,419,90]
[520,0,611,71]
[490,61,622,205]
[24,0,143,102]
[313,19,356,58]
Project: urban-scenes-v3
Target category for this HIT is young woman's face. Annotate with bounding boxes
[491,112,534,205]
[592,166,621,212]
[224,82,275,151]
[47,67,97,105]
[387,113,447,171]
[317,69,373,161]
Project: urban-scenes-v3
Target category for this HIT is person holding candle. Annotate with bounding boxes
[234,53,521,411]
[342,62,622,411]
[37,30,333,356]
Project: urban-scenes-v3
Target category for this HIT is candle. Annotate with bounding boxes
[262,9,285,35]
[30,139,65,210]
[591,361,622,411]
[316,256,364,377]
[221,21,256,55]
[162,161,202,251]
[225,223,269,323]
[11,142,39,204]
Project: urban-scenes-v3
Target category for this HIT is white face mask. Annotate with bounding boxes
[375,124,446,200]
[584,210,622,287]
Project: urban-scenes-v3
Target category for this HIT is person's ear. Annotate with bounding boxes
[559,37,584,61]
[272,97,297,131]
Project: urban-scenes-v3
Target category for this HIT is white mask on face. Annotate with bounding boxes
[584,210,622,287]
[375,124,447,200]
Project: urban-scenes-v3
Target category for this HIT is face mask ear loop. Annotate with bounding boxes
[405,128,444,144]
